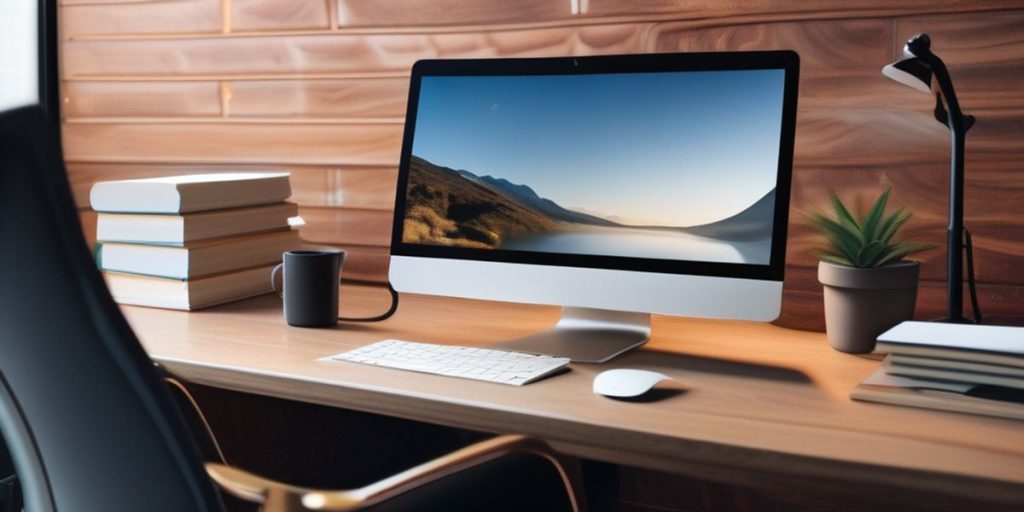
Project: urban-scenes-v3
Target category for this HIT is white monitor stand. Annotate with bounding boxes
[497,307,650,363]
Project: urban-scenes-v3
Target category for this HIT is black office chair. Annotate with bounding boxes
[0,106,584,512]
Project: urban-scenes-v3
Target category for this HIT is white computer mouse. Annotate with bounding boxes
[593,369,671,398]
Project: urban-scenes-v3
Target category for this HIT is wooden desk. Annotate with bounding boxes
[124,286,1024,511]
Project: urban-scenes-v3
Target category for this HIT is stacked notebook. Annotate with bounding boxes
[852,321,1024,420]
[90,173,300,310]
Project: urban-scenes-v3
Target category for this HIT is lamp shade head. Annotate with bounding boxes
[882,57,933,93]
[903,33,932,58]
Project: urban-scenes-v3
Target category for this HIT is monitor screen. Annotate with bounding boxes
[392,53,797,280]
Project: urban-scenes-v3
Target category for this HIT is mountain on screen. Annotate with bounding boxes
[455,170,618,227]
[401,155,773,250]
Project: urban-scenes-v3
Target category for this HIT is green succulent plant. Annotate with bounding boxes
[812,188,933,268]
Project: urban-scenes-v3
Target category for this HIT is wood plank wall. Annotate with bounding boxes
[59,0,1024,331]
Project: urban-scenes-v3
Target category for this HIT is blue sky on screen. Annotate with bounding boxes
[411,69,784,226]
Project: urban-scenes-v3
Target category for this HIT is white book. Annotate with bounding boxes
[97,202,298,244]
[104,265,276,311]
[851,366,1024,421]
[98,229,299,279]
[90,172,292,214]
[884,356,1024,390]
[890,354,1024,378]
[876,321,1024,368]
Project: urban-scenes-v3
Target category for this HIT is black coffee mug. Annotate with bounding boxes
[271,250,345,327]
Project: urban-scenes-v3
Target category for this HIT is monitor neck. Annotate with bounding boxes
[498,307,651,363]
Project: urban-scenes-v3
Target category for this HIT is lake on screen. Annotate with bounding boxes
[498,226,770,264]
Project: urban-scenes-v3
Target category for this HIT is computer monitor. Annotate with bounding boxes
[390,51,799,362]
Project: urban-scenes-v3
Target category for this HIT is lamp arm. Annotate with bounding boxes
[914,50,970,323]
[916,52,968,131]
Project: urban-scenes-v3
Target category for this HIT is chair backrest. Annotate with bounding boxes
[0,106,222,511]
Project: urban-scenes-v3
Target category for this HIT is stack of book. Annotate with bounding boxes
[852,321,1024,420]
[90,173,300,310]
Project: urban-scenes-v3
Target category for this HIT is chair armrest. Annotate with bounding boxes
[206,434,585,512]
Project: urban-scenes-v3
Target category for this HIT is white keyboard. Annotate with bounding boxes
[325,339,571,386]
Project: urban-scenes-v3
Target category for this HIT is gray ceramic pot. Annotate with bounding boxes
[818,260,920,354]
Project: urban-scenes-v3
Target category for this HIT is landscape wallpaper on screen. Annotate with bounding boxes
[402,70,785,264]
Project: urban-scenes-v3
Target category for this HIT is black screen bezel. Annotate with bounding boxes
[389,51,799,282]
[38,0,61,129]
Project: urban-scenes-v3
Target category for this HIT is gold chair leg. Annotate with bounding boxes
[261,487,308,512]
[166,367,585,511]
[209,434,588,512]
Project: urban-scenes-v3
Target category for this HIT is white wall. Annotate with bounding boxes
[0,0,39,111]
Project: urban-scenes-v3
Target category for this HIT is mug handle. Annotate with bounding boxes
[337,252,346,287]
[271,263,284,299]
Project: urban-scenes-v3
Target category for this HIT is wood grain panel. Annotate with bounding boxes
[282,167,329,207]
[322,244,390,283]
[275,166,398,210]
[61,0,221,39]
[228,79,409,119]
[59,0,1024,33]
[647,17,1024,112]
[582,0,1024,21]
[653,19,891,73]
[61,25,651,79]
[335,0,573,28]
[67,163,397,211]
[651,16,1020,112]
[329,1,1024,30]
[650,19,907,112]
[319,167,398,210]
[78,209,98,249]
[63,82,222,118]
[775,288,826,331]
[895,11,1024,110]
[787,156,1024,285]
[232,0,330,32]
[61,0,191,4]
[794,109,1023,165]
[60,109,1019,167]
[297,207,393,247]
[794,71,1024,113]
[61,123,403,165]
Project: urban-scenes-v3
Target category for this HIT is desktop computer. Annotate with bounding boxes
[389,51,800,362]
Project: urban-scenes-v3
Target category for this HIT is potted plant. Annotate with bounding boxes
[812,188,933,353]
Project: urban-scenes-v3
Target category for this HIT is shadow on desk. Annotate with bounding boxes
[615,348,812,384]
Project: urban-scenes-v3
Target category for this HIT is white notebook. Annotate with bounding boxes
[876,321,1024,368]
[98,229,299,279]
[90,172,292,214]
[97,202,298,244]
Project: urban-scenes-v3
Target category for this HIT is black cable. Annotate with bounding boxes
[339,282,400,322]
[964,228,983,324]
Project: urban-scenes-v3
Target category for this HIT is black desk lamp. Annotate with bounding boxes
[882,33,979,324]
